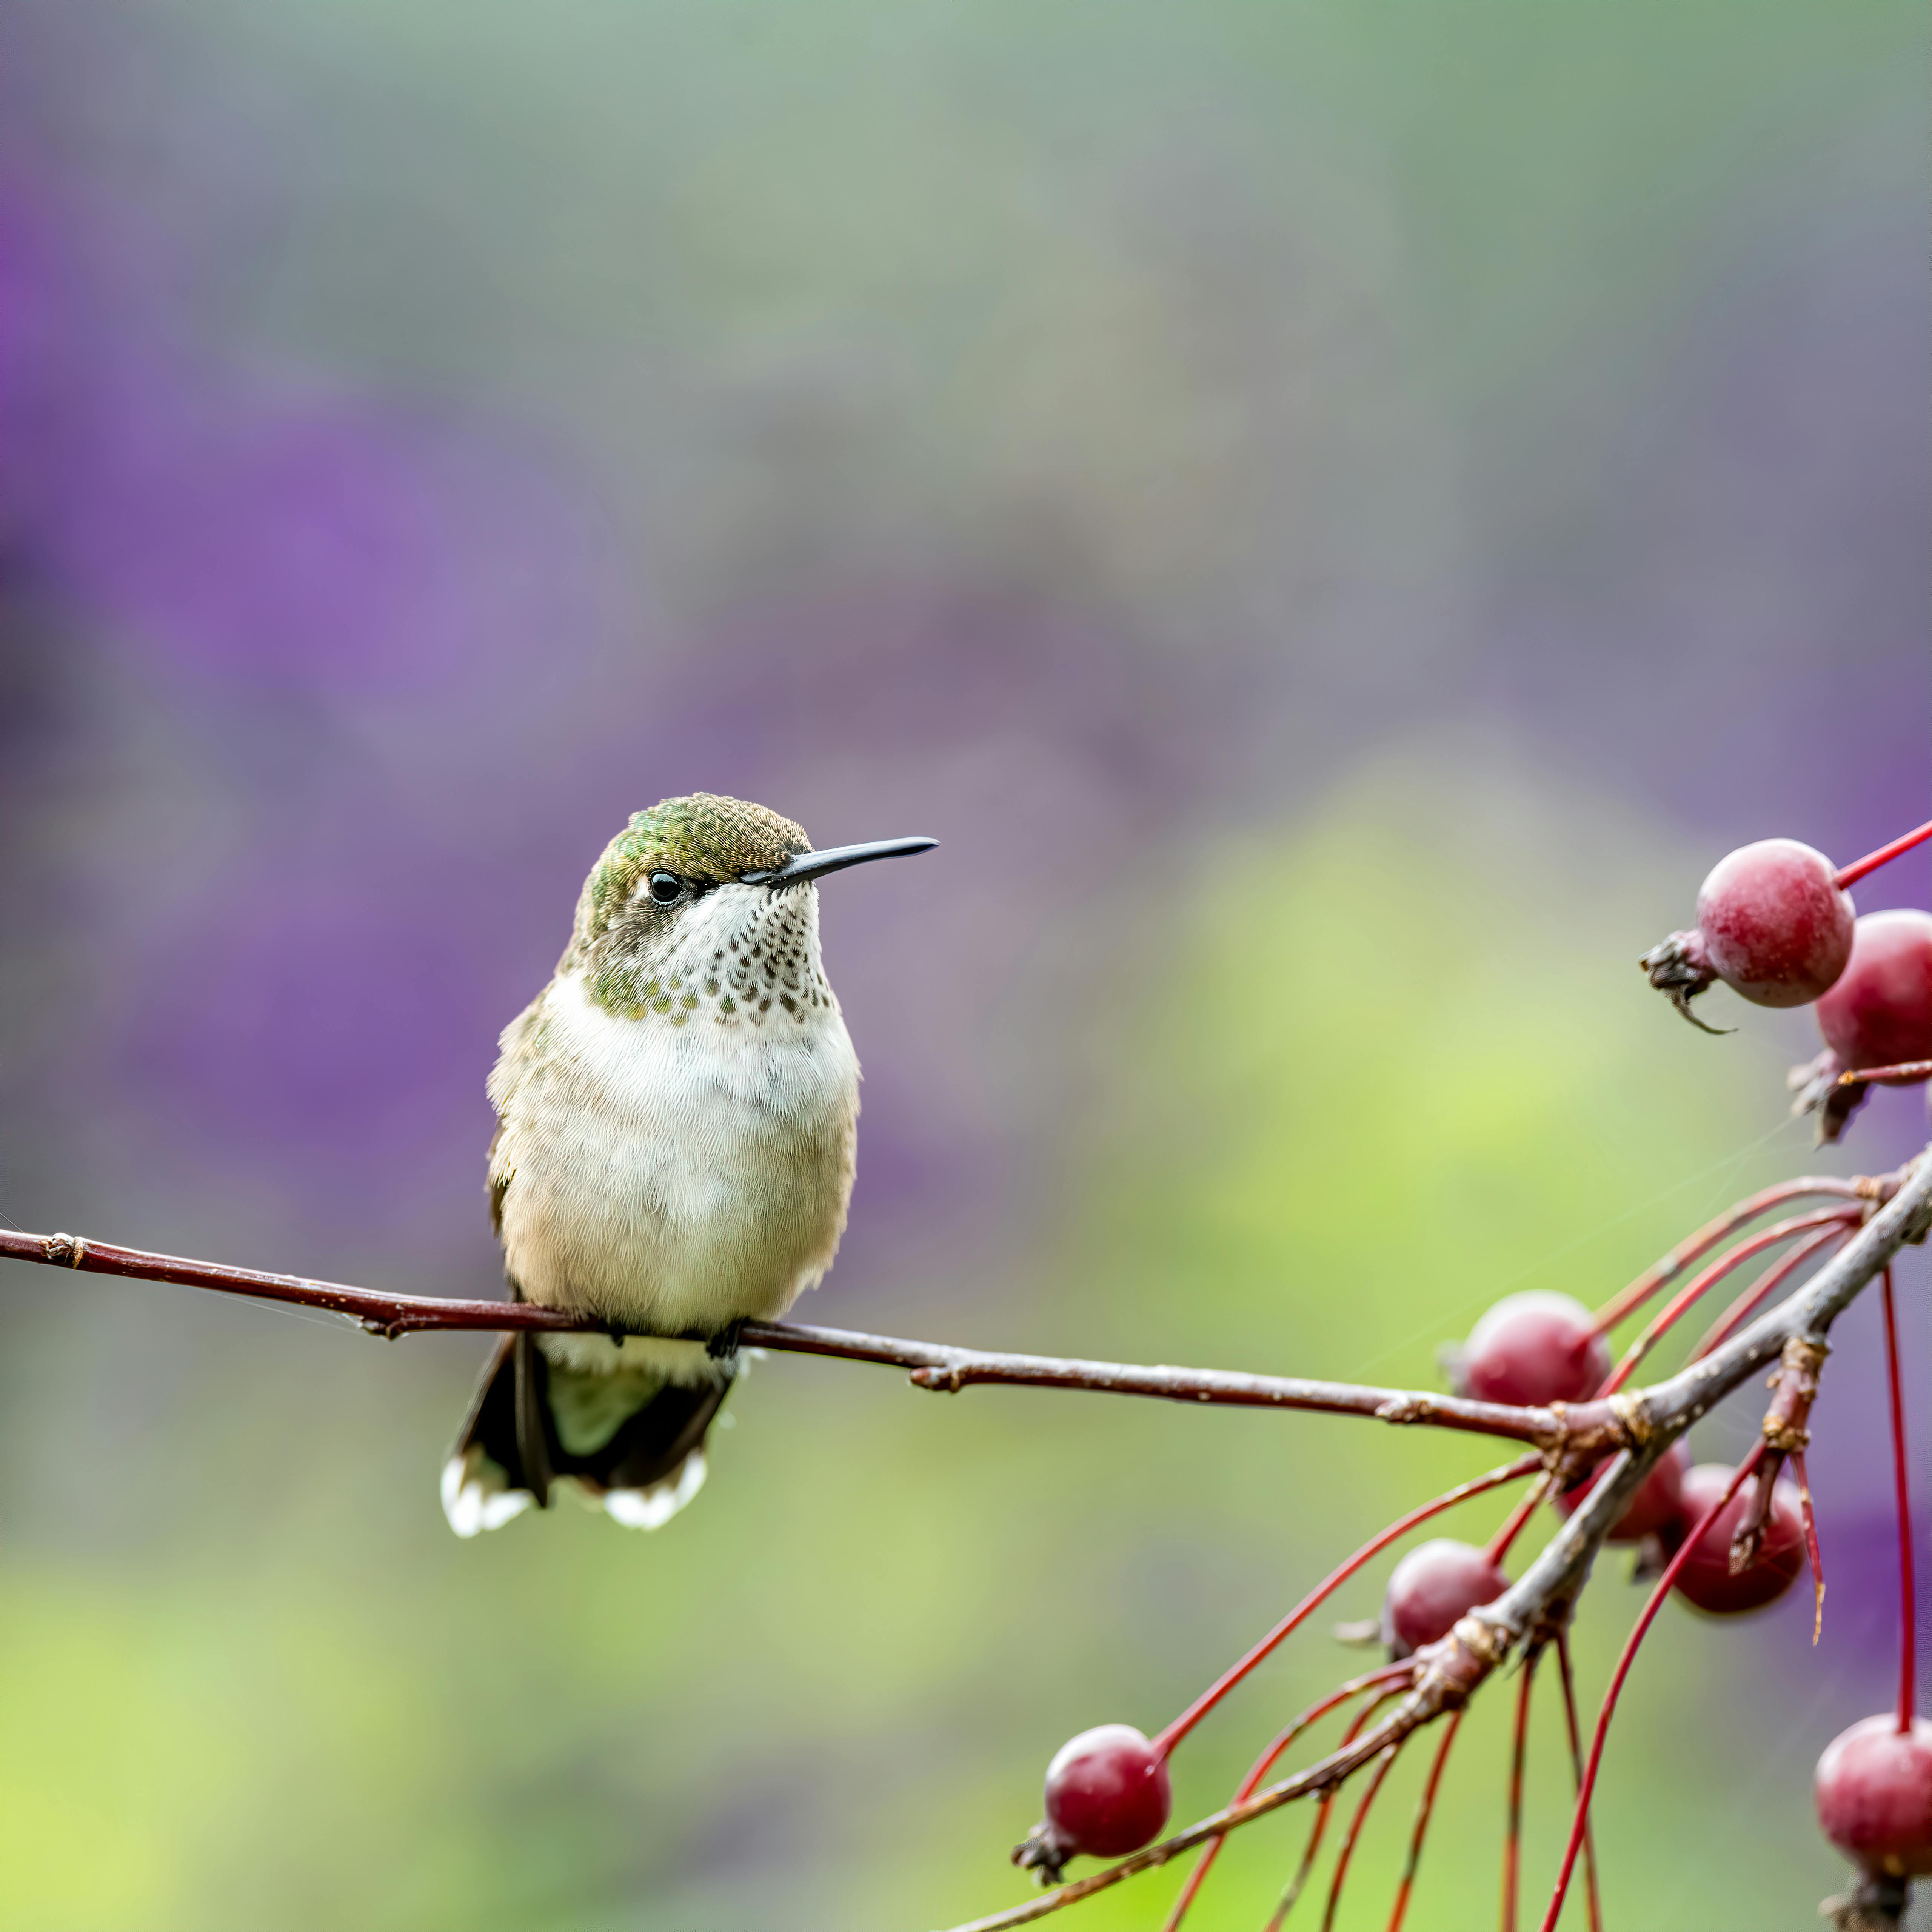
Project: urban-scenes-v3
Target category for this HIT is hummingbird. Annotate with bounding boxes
[441,792,935,1536]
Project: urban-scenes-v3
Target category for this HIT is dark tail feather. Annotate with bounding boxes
[441,1333,731,1536]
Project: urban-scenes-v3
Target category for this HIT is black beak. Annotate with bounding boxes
[741,836,938,888]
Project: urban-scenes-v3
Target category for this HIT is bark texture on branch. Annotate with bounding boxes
[0,1228,1622,1449]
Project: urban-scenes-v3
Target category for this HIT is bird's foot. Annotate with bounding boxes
[705,1318,747,1362]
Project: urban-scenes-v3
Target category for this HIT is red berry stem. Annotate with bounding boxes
[1149,1453,1539,1757]
[1597,1208,1861,1395]
[1261,1690,1409,1932]
[1538,1448,1765,1932]
[1840,1059,1932,1086]
[1832,819,1932,891]
[1384,1710,1465,1932]
[1881,1265,1916,1730]
[1552,1635,1604,1932]
[1586,1179,1869,1339]
[1687,1223,1854,1363]
[1501,1645,1541,1932]
[1160,1665,1412,1932]
[1791,1450,1826,1645]
[1486,1472,1556,1566]
[1319,1743,1405,1932]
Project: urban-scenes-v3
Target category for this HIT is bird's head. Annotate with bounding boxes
[565,793,934,1025]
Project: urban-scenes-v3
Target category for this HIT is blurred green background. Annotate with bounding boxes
[1,3,1927,1927]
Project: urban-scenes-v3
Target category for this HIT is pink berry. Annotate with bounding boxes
[1381,1539,1509,1658]
[1555,1442,1689,1544]
[1643,839,1855,1027]
[1041,1725,1172,1860]
[1815,910,1932,1078]
[1696,839,1855,1007]
[1815,1714,1932,1877]
[1453,1293,1610,1408]
[1670,1463,1804,1616]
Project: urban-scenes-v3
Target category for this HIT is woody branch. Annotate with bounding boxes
[0,1226,1631,1452]
[4,1152,1926,1932]
[935,1143,1932,1932]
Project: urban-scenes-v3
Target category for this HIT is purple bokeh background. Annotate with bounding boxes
[0,3,1925,1920]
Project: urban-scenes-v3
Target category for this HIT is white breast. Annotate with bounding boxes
[493,970,860,1340]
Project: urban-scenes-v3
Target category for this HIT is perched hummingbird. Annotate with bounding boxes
[442,793,934,1536]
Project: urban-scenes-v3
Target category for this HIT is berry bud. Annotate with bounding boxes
[1555,1442,1689,1544]
[1670,1463,1804,1616]
[1815,1714,1932,1878]
[1643,839,1854,1027]
[1817,911,1932,1076]
[1038,1725,1171,1864]
[1452,1293,1610,1408]
[1381,1539,1509,1659]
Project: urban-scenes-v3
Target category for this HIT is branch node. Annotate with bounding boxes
[43,1231,86,1268]
[1373,1395,1435,1425]
[1607,1392,1651,1447]
[1450,1613,1509,1670]
[1783,1335,1831,1375]
[911,1364,967,1394]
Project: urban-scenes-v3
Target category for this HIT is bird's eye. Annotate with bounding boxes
[647,872,683,905]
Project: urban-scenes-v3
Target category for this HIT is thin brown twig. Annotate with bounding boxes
[0,1227,1626,1450]
[3,1164,1926,1932]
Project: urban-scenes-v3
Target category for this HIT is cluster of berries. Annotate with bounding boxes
[1641,835,1932,1141]
[1454,1293,1801,1610]
[1014,821,1931,1910]
[1021,1284,1882,1884]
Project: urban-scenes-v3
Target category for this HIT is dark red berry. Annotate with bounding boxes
[1816,911,1932,1078]
[1696,839,1855,1007]
[1555,1442,1689,1544]
[1453,1293,1610,1408]
[1643,839,1855,1028]
[1670,1463,1804,1615]
[1381,1539,1509,1659]
[1815,1714,1932,1877]
[1041,1725,1172,1860]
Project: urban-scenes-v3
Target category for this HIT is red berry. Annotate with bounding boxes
[1815,1714,1932,1877]
[1670,1463,1804,1615]
[1815,910,1932,1078]
[1454,1293,1610,1408]
[1555,1442,1689,1543]
[1381,1539,1509,1658]
[1041,1725,1172,1860]
[1694,839,1855,1008]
